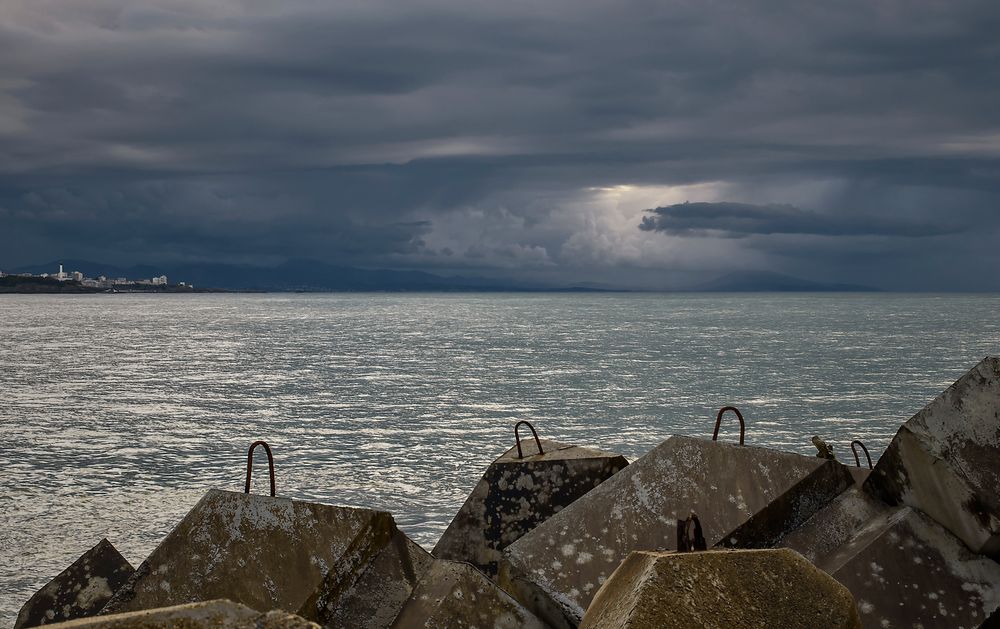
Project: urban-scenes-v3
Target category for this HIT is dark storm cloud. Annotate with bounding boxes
[1,0,999,288]
[639,201,960,238]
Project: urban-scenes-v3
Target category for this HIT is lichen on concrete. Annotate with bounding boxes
[769,476,1000,629]
[33,599,320,628]
[579,548,862,628]
[502,435,835,624]
[388,559,548,629]
[433,438,627,577]
[16,538,134,629]
[101,490,398,616]
[865,356,1000,558]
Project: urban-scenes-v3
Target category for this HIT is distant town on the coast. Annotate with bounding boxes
[0,263,203,294]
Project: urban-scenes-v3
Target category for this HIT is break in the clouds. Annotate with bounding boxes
[1,0,999,289]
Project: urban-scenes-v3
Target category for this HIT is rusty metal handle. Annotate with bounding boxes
[245,440,276,496]
[514,421,544,459]
[850,440,873,469]
[712,406,745,446]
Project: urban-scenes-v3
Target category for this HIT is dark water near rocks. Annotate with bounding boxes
[2,292,999,625]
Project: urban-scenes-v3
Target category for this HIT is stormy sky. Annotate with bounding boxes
[2,0,999,290]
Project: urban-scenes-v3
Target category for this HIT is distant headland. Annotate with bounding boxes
[0,264,224,294]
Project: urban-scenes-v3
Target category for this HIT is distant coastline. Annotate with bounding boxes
[0,275,227,294]
[2,258,885,293]
[0,262,227,294]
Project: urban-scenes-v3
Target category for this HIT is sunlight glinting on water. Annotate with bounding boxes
[2,292,999,626]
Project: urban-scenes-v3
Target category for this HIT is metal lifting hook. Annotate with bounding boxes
[514,420,545,459]
[245,440,276,497]
[712,406,746,446]
[851,440,873,469]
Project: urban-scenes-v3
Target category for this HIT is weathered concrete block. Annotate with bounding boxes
[578,548,861,629]
[433,438,627,576]
[306,524,434,629]
[779,488,1000,629]
[865,356,1000,558]
[779,486,893,566]
[716,458,855,549]
[389,559,548,629]
[37,599,319,628]
[15,538,134,629]
[101,489,406,617]
[503,435,846,624]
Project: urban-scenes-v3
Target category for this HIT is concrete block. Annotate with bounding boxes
[433,438,627,576]
[389,559,548,629]
[865,356,1000,558]
[101,489,405,617]
[503,435,844,624]
[578,548,861,629]
[15,538,134,629]
[36,599,319,628]
[717,458,855,549]
[781,490,1000,629]
[306,524,434,629]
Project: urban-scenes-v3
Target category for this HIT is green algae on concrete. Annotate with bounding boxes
[101,490,403,617]
[16,539,134,629]
[579,548,861,629]
[865,356,1000,559]
[503,435,844,625]
[37,599,319,629]
[433,438,627,576]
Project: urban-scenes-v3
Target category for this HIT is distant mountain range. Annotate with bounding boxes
[688,270,879,292]
[5,260,879,292]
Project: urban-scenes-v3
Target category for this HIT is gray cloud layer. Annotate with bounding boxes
[1,0,999,289]
[639,201,959,238]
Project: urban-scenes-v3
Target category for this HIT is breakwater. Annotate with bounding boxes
[12,357,1000,628]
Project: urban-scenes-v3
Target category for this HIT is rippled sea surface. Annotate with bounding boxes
[2,292,999,625]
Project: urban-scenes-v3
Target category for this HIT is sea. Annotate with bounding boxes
[2,292,999,626]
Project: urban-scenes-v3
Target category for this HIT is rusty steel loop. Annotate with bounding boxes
[712,406,746,446]
[851,440,873,469]
[245,440,276,497]
[514,420,545,459]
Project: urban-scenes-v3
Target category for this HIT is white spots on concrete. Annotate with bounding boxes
[858,600,874,614]
[576,552,593,565]
[74,576,112,609]
[561,544,576,557]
